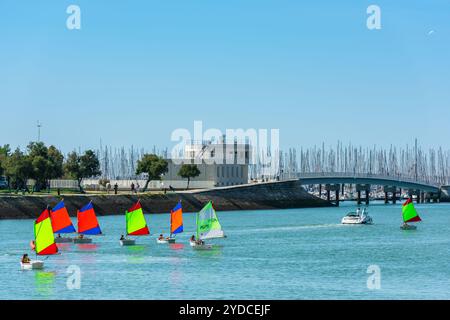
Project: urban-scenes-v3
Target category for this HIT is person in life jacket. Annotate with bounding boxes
[21,254,31,264]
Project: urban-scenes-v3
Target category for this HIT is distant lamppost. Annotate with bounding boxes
[37,120,42,142]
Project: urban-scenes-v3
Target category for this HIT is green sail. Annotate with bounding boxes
[402,199,422,223]
[196,201,224,240]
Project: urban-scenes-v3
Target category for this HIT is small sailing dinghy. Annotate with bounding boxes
[191,201,226,250]
[121,200,150,246]
[400,198,422,230]
[21,207,59,270]
[50,200,76,243]
[74,201,102,244]
[157,201,183,244]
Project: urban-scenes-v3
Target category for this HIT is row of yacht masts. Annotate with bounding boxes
[279,139,450,186]
[77,139,450,185]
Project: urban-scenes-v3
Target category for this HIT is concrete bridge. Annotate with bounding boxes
[294,172,442,206]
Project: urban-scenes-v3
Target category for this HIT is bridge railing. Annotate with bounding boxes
[285,172,441,187]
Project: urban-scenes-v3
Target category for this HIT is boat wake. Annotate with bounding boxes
[231,224,344,235]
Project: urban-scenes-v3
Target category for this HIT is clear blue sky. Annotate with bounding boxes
[1,0,449,152]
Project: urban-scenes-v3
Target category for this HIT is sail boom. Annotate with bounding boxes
[199,230,225,241]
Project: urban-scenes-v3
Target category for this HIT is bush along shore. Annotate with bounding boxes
[0,180,331,219]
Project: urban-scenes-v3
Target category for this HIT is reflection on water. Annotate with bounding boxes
[125,245,149,264]
[193,245,224,258]
[5,204,450,300]
[76,244,99,252]
[169,243,185,251]
[169,269,184,298]
[124,245,147,253]
[34,271,56,298]
[56,243,72,252]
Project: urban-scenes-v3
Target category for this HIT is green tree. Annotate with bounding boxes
[3,148,33,192]
[27,142,64,191]
[64,150,101,193]
[178,164,201,190]
[0,144,11,177]
[136,154,168,192]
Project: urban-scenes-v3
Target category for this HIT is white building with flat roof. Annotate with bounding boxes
[164,138,251,189]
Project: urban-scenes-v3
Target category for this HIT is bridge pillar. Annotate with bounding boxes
[431,193,439,203]
[319,184,322,199]
[325,184,340,205]
[356,184,370,205]
[365,189,370,205]
[384,186,398,204]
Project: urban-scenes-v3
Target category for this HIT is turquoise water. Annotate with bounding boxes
[1,202,450,300]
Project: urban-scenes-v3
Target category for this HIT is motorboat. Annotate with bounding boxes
[342,208,373,225]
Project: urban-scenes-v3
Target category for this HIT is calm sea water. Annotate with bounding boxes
[1,202,450,300]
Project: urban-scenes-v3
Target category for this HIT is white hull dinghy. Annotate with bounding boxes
[158,202,184,245]
[157,238,176,244]
[50,200,77,244]
[20,260,44,270]
[192,201,226,251]
[400,224,417,231]
[120,239,136,246]
[73,237,93,244]
[75,201,103,244]
[192,243,214,250]
[55,237,74,244]
[121,200,150,247]
[400,199,422,231]
[24,206,59,271]
[342,208,373,225]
